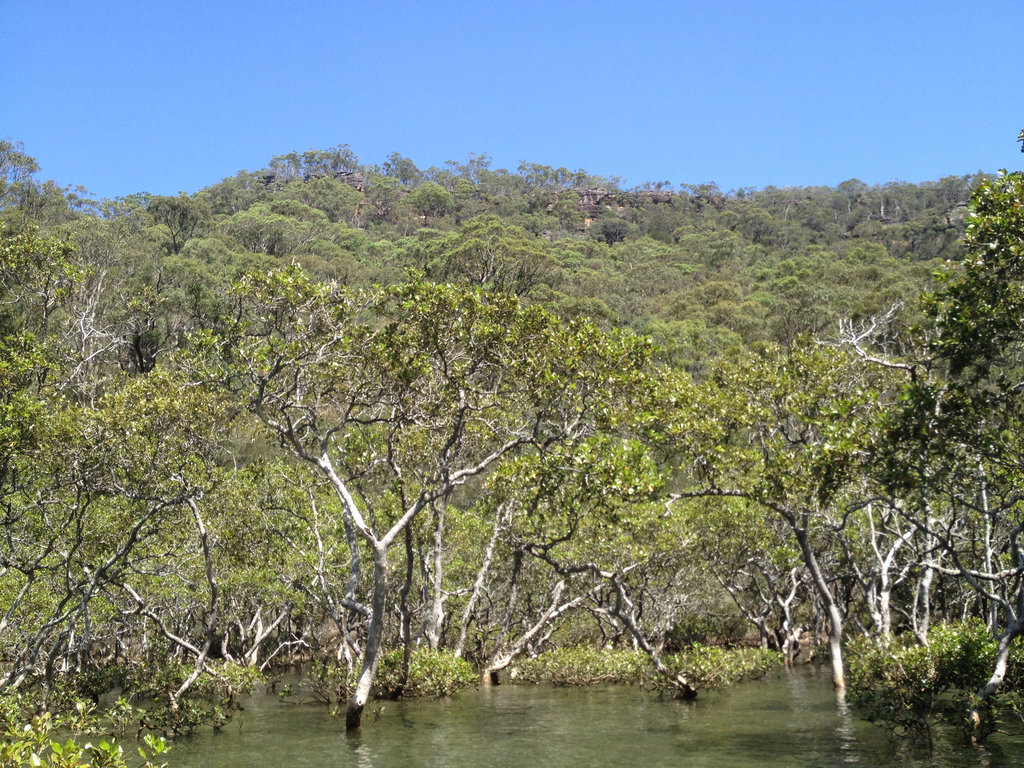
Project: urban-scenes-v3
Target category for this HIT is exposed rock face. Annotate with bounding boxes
[577,188,613,217]
[332,171,365,192]
[944,202,969,227]
[546,187,675,231]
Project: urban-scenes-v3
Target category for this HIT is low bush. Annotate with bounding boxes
[512,647,648,685]
[302,659,358,705]
[847,620,1024,738]
[374,648,478,698]
[0,694,171,768]
[665,614,752,649]
[665,644,780,689]
[512,645,780,690]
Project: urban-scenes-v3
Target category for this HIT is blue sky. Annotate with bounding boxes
[5,0,1022,200]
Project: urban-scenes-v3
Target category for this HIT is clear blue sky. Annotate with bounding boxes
[5,0,1022,200]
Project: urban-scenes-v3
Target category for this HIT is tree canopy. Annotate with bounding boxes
[1,137,1022,750]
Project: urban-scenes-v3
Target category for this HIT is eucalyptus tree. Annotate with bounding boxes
[0,361,229,699]
[419,216,551,297]
[87,369,231,704]
[0,140,41,219]
[365,174,402,224]
[147,194,211,255]
[301,145,361,176]
[223,202,330,257]
[456,367,672,687]
[205,267,651,728]
[278,175,363,225]
[380,153,422,187]
[201,171,269,216]
[196,460,350,668]
[831,494,918,642]
[405,181,455,224]
[0,223,250,722]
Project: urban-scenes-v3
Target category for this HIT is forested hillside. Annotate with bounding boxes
[2,140,979,373]
[3,136,1022,755]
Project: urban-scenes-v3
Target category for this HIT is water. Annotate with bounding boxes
[162,667,1024,767]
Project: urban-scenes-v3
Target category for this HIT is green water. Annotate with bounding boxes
[163,667,1023,767]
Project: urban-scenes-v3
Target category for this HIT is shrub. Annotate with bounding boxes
[512,648,648,685]
[665,614,751,649]
[664,644,780,690]
[847,620,1024,737]
[512,645,779,690]
[302,660,358,705]
[374,648,478,698]
[0,695,171,768]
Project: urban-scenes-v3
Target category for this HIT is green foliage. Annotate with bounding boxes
[925,171,1024,384]
[0,139,1010,743]
[0,695,170,768]
[405,181,455,222]
[374,649,477,698]
[224,202,328,256]
[277,175,361,224]
[147,193,211,254]
[418,215,552,296]
[0,223,82,338]
[847,621,1024,736]
[665,614,752,649]
[512,645,779,690]
[300,650,476,705]
[302,661,358,706]
[137,699,234,738]
[35,660,259,738]
[512,648,648,685]
[663,645,780,690]
[891,172,1024,471]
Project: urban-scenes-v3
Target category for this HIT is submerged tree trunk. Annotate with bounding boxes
[967,618,1023,743]
[346,545,389,731]
[793,520,845,690]
[824,603,845,690]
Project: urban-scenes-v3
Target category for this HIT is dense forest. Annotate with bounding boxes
[2,135,1023,762]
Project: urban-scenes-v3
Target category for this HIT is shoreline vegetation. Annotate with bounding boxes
[1,645,782,767]
[4,135,1024,764]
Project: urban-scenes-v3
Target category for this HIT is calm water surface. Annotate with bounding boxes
[164,667,1023,767]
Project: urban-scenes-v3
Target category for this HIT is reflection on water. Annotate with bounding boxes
[162,666,1023,768]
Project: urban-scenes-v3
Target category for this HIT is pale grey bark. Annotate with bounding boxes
[793,520,845,689]
[171,499,219,706]
[346,545,389,731]
[316,440,523,729]
[454,501,510,658]
[423,499,447,650]
[481,580,587,684]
